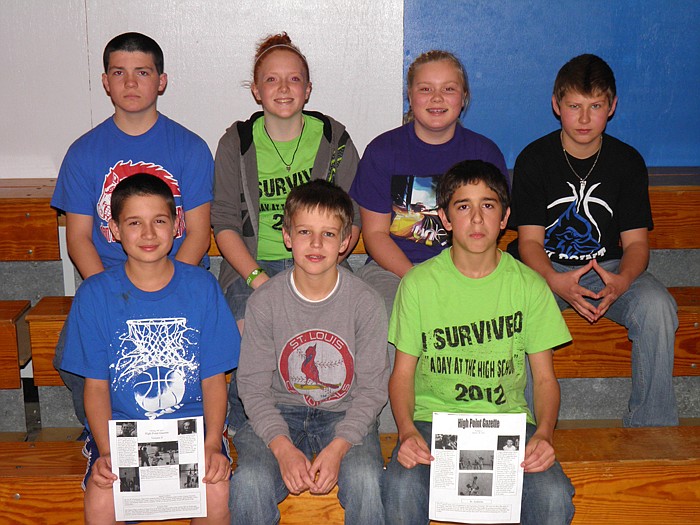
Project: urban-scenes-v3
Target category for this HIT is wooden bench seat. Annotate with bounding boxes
[1,176,697,260]
[26,286,700,388]
[0,179,59,261]
[0,300,31,390]
[210,183,700,257]
[25,296,72,387]
[1,427,698,524]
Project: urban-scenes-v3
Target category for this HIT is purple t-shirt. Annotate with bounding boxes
[350,122,508,264]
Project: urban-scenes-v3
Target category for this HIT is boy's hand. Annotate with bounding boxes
[91,455,118,489]
[591,259,632,317]
[202,446,231,484]
[547,261,601,323]
[397,429,433,469]
[269,435,316,495]
[522,434,555,473]
[309,438,352,494]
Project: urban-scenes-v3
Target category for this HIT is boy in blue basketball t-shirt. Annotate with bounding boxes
[61,174,238,524]
[51,32,214,428]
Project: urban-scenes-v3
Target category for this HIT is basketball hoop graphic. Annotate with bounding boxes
[115,318,198,419]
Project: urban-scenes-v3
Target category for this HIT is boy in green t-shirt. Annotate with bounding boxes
[383,160,575,525]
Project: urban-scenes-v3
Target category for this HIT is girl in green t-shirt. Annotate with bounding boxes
[211,32,360,430]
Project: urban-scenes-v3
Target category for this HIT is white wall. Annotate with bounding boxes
[0,0,404,179]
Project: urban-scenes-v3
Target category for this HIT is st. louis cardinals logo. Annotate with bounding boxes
[279,330,354,407]
[97,161,185,242]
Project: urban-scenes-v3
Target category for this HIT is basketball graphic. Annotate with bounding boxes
[134,367,186,414]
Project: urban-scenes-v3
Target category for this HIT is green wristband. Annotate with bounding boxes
[246,268,265,287]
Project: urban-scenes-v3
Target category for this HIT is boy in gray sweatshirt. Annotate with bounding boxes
[230,180,389,525]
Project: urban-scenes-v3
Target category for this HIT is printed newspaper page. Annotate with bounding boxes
[109,416,207,521]
[429,412,526,524]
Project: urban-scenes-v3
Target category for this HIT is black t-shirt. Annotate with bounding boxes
[508,131,652,265]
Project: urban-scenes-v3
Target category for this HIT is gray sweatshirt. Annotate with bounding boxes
[237,267,389,446]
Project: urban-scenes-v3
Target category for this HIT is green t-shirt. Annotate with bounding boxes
[254,115,324,260]
[389,250,571,425]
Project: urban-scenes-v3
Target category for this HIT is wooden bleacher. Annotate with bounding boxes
[0,179,59,261]
[23,285,700,389]
[1,427,699,524]
[0,301,31,390]
[1,173,699,523]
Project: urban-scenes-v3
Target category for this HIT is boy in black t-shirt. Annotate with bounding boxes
[509,54,678,427]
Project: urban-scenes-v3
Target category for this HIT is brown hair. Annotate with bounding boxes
[103,32,164,75]
[111,174,176,223]
[252,32,310,84]
[437,160,510,220]
[283,180,353,240]
[404,50,470,123]
[553,54,616,105]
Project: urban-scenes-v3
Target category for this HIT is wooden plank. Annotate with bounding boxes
[668,286,700,307]
[554,306,699,378]
[26,297,73,387]
[555,426,700,462]
[649,186,700,249]
[556,427,700,524]
[0,301,31,389]
[280,488,343,524]
[3,427,700,525]
[208,229,220,256]
[0,199,59,261]
[566,461,700,524]
[0,178,56,200]
[337,186,700,256]
[27,320,65,387]
[25,289,700,387]
[0,179,59,262]
[2,178,695,260]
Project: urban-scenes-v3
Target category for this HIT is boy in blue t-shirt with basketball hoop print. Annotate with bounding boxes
[60,174,239,525]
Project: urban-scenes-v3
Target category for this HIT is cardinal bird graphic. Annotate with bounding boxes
[299,344,340,389]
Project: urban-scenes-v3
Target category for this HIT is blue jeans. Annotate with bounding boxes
[230,405,385,525]
[224,258,295,432]
[383,421,574,525]
[550,260,679,427]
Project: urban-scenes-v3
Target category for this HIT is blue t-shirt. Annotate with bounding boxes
[61,261,239,422]
[52,114,214,270]
[350,122,508,264]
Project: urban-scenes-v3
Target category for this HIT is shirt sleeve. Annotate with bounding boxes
[480,140,510,186]
[333,288,389,444]
[524,273,571,354]
[59,279,111,380]
[180,135,214,212]
[236,290,291,445]
[51,142,96,216]
[509,146,549,228]
[615,147,653,232]
[388,269,423,357]
[211,128,245,237]
[332,133,362,227]
[349,136,394,214]
[197,272,240,379]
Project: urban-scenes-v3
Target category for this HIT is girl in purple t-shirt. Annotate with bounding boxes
[350,50,508,315]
